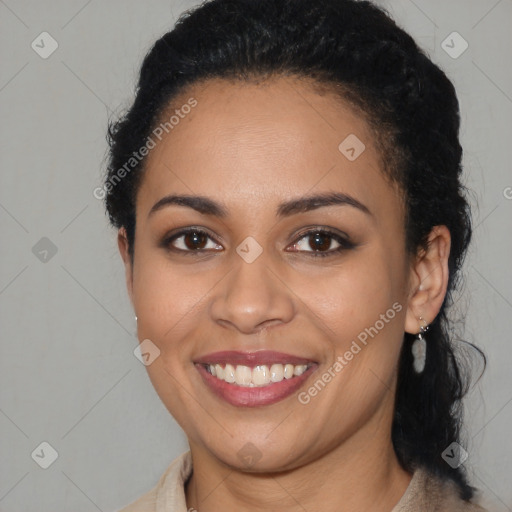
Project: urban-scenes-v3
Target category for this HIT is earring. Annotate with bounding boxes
[135,315,138,322]
[412,317,429,373]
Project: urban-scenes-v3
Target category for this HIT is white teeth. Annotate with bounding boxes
[215,364,224,379]
[235,365,252,386]
[284,364,295,379]
[224,364,236,383]
[293,364,307,376]
[205,362,310,386]
[270,364,284,382]
[253,365,271,386]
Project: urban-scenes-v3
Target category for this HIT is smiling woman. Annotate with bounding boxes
[103,1,488,511]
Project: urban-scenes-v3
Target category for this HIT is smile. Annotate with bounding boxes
[204,363,310,386]
[194,351,317,407]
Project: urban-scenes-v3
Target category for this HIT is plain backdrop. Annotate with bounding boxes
[0,0,511,511]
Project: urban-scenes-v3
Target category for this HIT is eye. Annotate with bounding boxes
[287,229,354,257]
[163,228,223,254]
[162,227,354,257]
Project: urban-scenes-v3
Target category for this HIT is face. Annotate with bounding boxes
[120,76,417,471]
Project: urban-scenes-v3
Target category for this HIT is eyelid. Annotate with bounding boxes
[290,225,351,243]
[163,224,350,241]
[159,225,357,258]
[162,227,223,254]
[286,227,355,255]
[162,225,354,255]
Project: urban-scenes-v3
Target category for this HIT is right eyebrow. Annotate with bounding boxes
[148,194,228,219]
[147,191,372,220]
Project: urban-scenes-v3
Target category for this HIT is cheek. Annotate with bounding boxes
[296,256,405,423]
[131,252,204,364]
[292,247,407,409]
[130,255,210,430]
[132,241,205,320]
[292,251,400,344]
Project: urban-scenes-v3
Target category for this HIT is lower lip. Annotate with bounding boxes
[195,364,317,407]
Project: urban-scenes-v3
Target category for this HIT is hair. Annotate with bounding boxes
[104,0,486,501]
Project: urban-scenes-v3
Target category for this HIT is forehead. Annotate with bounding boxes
[137,76,402,221]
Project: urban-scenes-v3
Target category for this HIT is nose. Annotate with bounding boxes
[209,254,295,335]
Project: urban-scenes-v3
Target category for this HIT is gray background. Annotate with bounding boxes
[0,0,511,511]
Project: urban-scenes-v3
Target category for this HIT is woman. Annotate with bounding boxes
[104,0,488,510]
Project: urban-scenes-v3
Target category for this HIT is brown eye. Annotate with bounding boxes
[308,232,332,252]
[183,231,208,250]
[164,228,223,254]
[287,228,355,258]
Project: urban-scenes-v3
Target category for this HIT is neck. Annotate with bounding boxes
[185,415,412,512]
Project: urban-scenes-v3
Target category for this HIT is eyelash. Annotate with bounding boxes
[161,227,355,258]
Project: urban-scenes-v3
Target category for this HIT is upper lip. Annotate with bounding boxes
[193,350,316,367]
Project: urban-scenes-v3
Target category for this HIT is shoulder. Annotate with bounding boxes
[393,465,488,512]
[115,451,192,512]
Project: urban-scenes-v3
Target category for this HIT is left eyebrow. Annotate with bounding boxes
[276,192,372,218]
[147,191,372,219]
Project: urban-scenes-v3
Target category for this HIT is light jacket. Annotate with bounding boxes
[116,451,488,511]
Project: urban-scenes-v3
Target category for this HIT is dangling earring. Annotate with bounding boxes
[412,316,429,373]
[135,315,138,322]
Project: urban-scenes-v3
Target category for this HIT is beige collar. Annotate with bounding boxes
[119,450,487,512]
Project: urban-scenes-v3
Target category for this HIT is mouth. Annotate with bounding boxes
[202,361,312,385]
[194,351,318,407]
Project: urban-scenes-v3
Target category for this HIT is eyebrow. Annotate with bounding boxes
[147,191,372,219]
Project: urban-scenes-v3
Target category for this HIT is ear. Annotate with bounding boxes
[405,225,451,334]
[117,227,134,308]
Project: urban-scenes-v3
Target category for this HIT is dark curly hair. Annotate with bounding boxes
[103,0,486,501]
